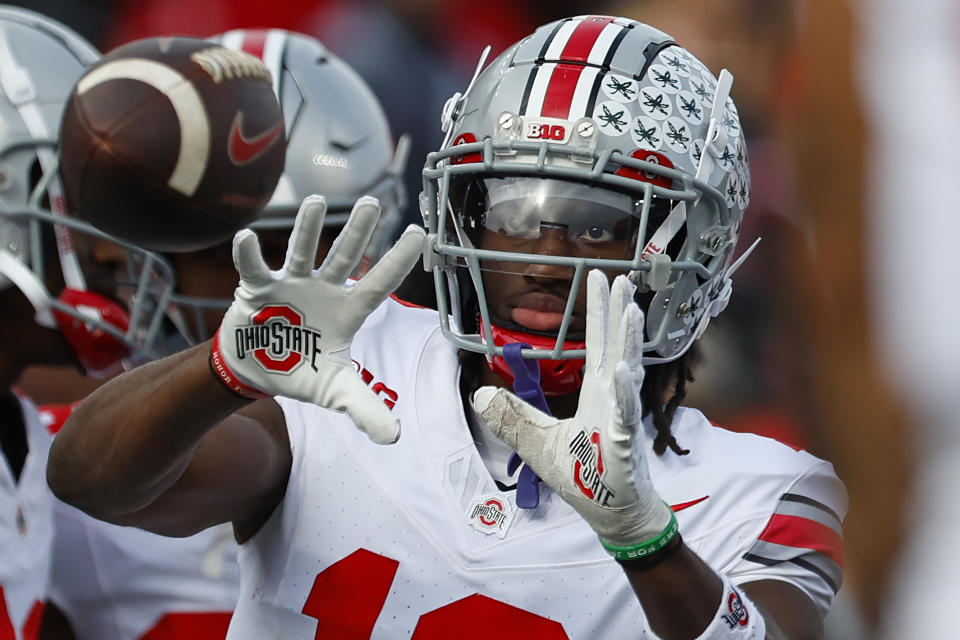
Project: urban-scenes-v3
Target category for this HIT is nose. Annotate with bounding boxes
[522,225,575,285]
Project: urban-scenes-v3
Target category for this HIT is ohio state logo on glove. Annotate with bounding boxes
[233,304,324,374]
[570,429,616,506]
[207,194,425,445]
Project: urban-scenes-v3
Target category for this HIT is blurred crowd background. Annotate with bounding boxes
[12,0,960,638]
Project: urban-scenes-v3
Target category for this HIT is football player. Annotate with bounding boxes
[39,29,408,639]
[50,16,845,639]
[0,6,173,639]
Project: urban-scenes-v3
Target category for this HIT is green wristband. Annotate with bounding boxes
[600,509,679,561]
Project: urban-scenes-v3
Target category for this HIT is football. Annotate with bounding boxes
[59,36,286,252]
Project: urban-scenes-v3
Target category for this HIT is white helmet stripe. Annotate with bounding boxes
[586,22,622,65]
[262,30,286,99]
[523,62,555,117]
[569,66,600,117]
[219,29,243,53]
[546,16,615,62]
[224,29,287,102]
[543,20,579,59]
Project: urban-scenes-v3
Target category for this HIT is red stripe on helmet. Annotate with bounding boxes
[541,64,583,119]
[560,16,614,62]
[240,29,269,60]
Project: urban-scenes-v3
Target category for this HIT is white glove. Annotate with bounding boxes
[211,194,425,445]
[472,270,677,559]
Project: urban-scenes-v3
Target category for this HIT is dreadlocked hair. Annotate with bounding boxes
[641,343,699,457]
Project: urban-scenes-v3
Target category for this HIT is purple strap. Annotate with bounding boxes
[502,342,550,509]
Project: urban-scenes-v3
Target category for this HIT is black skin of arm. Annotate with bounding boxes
[619,539,823,639]
[46,341,290,542]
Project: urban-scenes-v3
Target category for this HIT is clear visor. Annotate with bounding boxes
[442,176,677,349]
[454,176,671,273]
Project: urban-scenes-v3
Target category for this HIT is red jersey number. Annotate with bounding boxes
[140,612,233,640]
[0,587,43,640]
[301,549,568,639]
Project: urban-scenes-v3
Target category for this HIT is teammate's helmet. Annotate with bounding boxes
[423,15,751,392]
[172,29,408,341]
[0,6,174,375]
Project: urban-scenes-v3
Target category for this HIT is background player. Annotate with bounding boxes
[0,6,173,639]
[49,16,845,639]
[38,28,409,639]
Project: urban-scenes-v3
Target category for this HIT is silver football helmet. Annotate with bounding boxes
[171,29,409,342]
[0,6,174,375]
[423,15,754,390]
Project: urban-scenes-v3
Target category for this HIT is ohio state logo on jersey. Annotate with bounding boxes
[721,590,750,629]
[466,494,515,539]
[234,304,323,373]
[569,429,615,506]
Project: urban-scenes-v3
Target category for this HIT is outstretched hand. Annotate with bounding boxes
[211,194,425,444]
[472,270,676,558]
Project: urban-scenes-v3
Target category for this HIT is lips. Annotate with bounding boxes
[510,292,569,331]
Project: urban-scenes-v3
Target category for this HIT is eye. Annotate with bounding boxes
[577,224,615,243]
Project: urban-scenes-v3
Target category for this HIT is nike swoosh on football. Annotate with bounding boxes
[670,495,709,512]
[227,112,283,166]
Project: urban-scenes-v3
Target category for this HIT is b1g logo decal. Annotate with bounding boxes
[569,430,615,506]
[721,590,750,629]
[466,494,514,538]
[234,304,323,373]
[522,117,571,143]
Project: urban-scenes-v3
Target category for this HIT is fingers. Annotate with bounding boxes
[328,369,401,445]
[352,225,425,313]
[584,270,610,374]
[319,196,381,284]
[605,275,636,367]
[621,304,646,389]
[612,361,640,432]
[233,229,271,287]
[284,196,327,276]
[471,386,556,451]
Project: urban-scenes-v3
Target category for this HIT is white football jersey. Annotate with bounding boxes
[228,299,847,639]
[0,395,53,640]
[39,407,241,640]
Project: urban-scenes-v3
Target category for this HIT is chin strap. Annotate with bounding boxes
[482,323,586,396]
[501,342,548,509]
